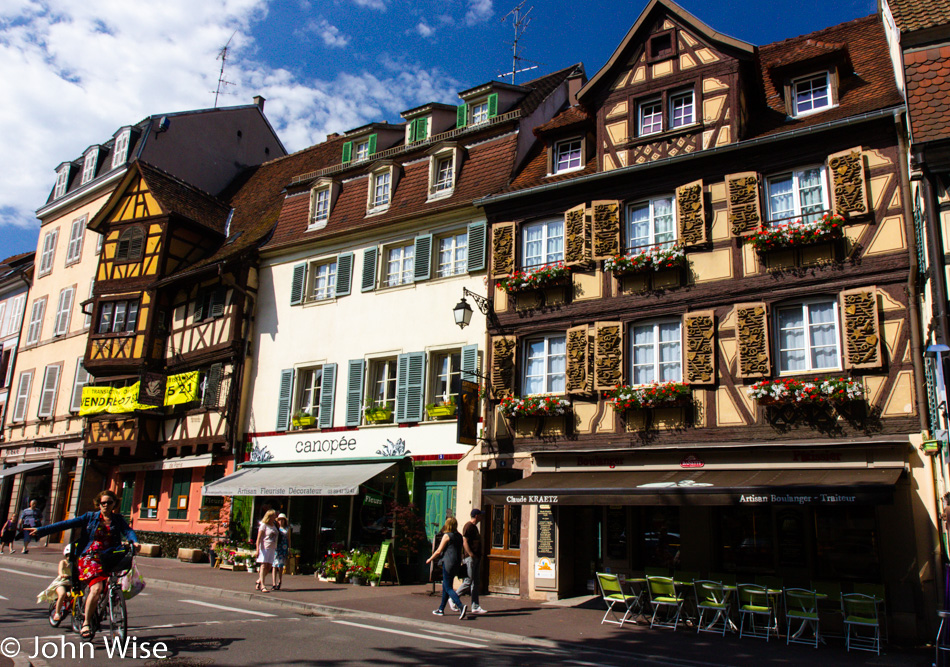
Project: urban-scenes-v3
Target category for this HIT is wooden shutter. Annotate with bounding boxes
[461,344,479,383]
[193,290,205,322]
[335,253,353,297]
[318,363,337,428]
[127,227,144,260]
[290,263,307,305]
[684,311,716,385]
[38,365,60,417]
[467,221,487,272]
[566,325,589,394]
[840,287,882,369]
[735,303,770,378]
[828,147,870,219]
[361,248,378,292]
[491,336,516,399]
[591,200,621,260]
[594,322,623,391]
[342,141,353,164]
[55,288,73,335]
[725,172,762,236]
[564,203,590,267]
[487,93,498,118]
[676,180,706,247]
[396,351,426,423]
[457,104,468,128]
[276,369,294,431]
[70,358,89,412]
[367,134,377,156]
[345,359,365,426]
[12,371,32,422]
[491,222,516,279]
[210,287,226,319]
[413,234,432,281]
[202,363,223,408]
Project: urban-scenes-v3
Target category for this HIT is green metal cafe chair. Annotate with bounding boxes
[784,588,820,648]
[595,573,641,627]
[842,593,882,655]
[737,583,775,641]
[694,580,732,636]
[646,575,684,631]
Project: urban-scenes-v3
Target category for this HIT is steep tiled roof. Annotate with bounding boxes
[534,106,594,136]
[887,0,950,34]
[0,251,34,269]
[508,142,598,192]
[762,39,847,70]
[905,45,950,144]
[137,162,231,235]
[519,65,583,117]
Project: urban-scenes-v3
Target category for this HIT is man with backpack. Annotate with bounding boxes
[451,509,486,614]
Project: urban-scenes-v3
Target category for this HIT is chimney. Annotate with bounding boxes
[567,67,586,106]
[253,95,266,111]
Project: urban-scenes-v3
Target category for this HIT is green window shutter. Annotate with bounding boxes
[193,290,205,322]
[140,471,162,519]
[335,252,353,297]
[345,359,365,426]
[276,368,294,431]
[202,363,223,408]
[290,263,307,305]
[409,119,418,143]
[487,93,498,118]
[367,134,377,156]
[396,351,426,423]
[318,363,337,429]
[413,234,432,281]
[342,141,353,164]
[210,287,227,319]
[361,248,378,292]
[168,468,192,520]
[461,344,479,383]
[457,104,468,128]
[467,221,487,272]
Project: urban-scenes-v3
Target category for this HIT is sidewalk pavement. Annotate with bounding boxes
[1,545,932,666]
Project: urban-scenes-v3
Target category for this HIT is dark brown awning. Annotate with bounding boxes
[482,467,902,506]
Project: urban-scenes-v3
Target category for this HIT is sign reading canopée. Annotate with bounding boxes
[80,370,199,416]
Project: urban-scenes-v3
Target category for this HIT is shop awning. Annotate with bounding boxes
[482,467,902,506]
[0,461,53,480]
[201,461,397,497]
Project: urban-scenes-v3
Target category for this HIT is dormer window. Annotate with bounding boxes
[312,189,330,222]
[308,178,340,230]
[373,172,391,208]
[434,156,453,191]
[111,129,131,169]
[343,134,377,164]
[648,30,676,62]
[457,93,499,129]
[366,163,400,214]
[792,72,832,117]
[554,139,583,174]
[355,140,370,161]
[427,144,462,199]
[81,148,99,185]
[472,102,489,125]
[408,117,430,143]
[53,165,70,199]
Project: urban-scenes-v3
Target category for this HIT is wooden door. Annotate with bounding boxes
[487,503,522,595]
[49,472,75,543]
[424,482,456,543]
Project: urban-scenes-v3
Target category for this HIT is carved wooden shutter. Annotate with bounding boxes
[593,322,624,391]
[828,148,871,219]
[566,325,589,394]
[491,222,516,280]
[564,204,590,268]
[734,303,770,379]
[725,172,762,236]
[676,180,706,247]
[684,311,716,385]
[490,336,516,399]
[840,287,882,369]
[591,200,621,261]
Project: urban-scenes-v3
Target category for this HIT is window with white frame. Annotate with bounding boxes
[53,287,74,336]
[436,232,467,277]
[792,72,831,117]
[431,351,461,406]
[310,261,338,301]
[368,358,398,416]
[433,155,454,192]
[355,140,370,162]
[81,149,98,185]
[554,139,583,174]
[53,166,69,199]
[12,370,33,422]
[471,101,490,125]
[111,129,131,169]
[777,300,840,373]
[371,171,391,209]
[639,98,663,136]
[522,219,564,269]
[311,188,330,224]
[39,229,58,276]
[295,366,323,421]
[66,216,86,264]
[70,358,90,412]
[631,320,682,384]
[5,295,24,337]
[766,167,828,224]
[524,334,566,395]
[26,298,46,345]
[385,244,414,286]
[96,299,139,335]
[627,196,675,250]
[37,364,61,418]
[669,90,695,129]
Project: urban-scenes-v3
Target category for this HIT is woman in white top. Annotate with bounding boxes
[255,509,278,592]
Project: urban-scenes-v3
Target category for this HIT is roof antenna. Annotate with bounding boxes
[213,31,237,108]
[498,2,544,84]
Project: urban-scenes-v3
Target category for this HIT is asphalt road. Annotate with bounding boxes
[0,564,636,667]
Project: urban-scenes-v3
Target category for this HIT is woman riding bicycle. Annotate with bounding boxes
[29,489,139,639]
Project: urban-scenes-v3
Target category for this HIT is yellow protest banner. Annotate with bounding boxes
[106,383,157,413]
[165,371,199,406]
[79,386,113,416]
[79,369,202,415]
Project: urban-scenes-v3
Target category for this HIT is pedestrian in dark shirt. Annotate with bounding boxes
[451,508,486,614]
[426,517,467,619]
[18,500,43,553]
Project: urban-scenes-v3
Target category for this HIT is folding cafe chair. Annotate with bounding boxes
[595,573,642,627]
[646,575,685,630]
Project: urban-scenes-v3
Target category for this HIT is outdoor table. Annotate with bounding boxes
[619,576,648,622]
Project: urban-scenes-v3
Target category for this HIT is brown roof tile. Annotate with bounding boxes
[137,162,231,234]
[534,106,594,136]
[905,47,950,143]
[888,0,950,34]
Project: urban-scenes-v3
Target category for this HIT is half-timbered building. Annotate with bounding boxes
[474,0,936,640]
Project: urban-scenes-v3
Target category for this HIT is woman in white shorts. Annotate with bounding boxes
[255,510,278,592]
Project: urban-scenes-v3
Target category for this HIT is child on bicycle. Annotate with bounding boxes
[37,545,73,622]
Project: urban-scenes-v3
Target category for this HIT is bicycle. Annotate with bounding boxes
[50,543,134,642]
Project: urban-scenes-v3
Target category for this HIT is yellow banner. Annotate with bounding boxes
[105,383,156,413]
[80,370,201,415]
[79,386,114,416]
[165,371,199,406]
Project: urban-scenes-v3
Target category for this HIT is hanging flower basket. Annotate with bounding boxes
[603,245,686,277]
[496,262,571,294]
[499,395,571,418]
[603,382,692,411]
[746,213,844,253]
[747,377,864,406]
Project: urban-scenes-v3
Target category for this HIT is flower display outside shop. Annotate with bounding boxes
[746,213,845,253]
[604,382,692,412]
[496,262,571,294]
[747,377,864,406]
[319,552,349,579]
[499,394,571,418]
[603,245,685,276]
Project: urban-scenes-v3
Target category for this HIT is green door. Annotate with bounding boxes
[424,482,457,542]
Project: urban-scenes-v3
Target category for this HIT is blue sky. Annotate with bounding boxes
[0,0,876,259]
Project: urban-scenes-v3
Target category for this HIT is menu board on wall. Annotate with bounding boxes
[537,504,556,558]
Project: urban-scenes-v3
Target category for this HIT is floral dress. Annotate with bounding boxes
[77,519,116,586]
[274,528,289,569]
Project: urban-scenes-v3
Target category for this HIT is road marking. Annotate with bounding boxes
[333,620,479,648]
[427,628,489,643]
[0,594,7,600]
[0,567,49,579]
[179,600,277,617]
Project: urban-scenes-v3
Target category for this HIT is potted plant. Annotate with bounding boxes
[292,409,317,429]
[426,398,457,419]
[320,552,349,583]
[496,261,572,294]
[364,400,393,424]
[366,571,381,587]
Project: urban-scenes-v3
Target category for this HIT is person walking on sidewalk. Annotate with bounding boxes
[451,509,486,614]
[272,513,291,590]
[426,517,467,619]
[254,510,278,593]
[18,500,43,554]
[1,515,16,553]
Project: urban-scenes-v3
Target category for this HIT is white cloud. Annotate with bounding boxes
[415,21,434,38]
[306,18,349,48]
[465,0,493,25]
[352,0,386,10]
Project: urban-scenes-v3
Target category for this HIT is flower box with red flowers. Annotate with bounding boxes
[496,262,572,294]
[747,377,864,406]
[603,245,686,277]
[604,382,691,411]
[746,213,844,253]
[499,395,571,418]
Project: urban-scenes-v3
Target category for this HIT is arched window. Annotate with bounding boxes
[115,227,144,261]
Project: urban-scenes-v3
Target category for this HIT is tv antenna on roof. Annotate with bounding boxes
[213,31,237,108]
[498,2,544,84]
